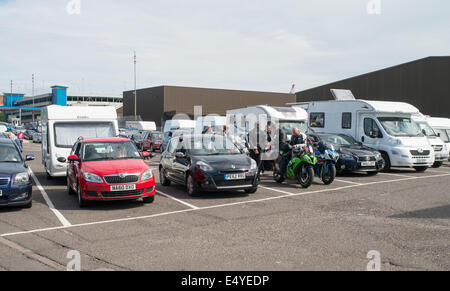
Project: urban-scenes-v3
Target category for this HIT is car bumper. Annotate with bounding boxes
[338,159,384,172]
[0,183,32,207]
[81,179,156,201]
[195,171,259,191]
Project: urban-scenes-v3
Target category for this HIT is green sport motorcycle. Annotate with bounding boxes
[274,144,317,188]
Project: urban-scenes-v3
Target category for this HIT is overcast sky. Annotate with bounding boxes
[0,0,449,96]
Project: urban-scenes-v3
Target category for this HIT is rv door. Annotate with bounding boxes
[359,115,382,147]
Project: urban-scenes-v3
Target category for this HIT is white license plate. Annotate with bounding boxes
[110,184,136,192]
[0,190,2,197]
[416,159,428,163]
[224,173,246,180]
[361,161,376,167]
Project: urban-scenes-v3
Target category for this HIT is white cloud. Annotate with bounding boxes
[0,0,449,95]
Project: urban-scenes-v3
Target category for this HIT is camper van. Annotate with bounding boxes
[226,105,308,161]
[427,117,450,161]
[226,105,308,138]
[125,121,157,133]
[293,95,434,172]
[41,105,119,178]
[163,119,196,133]
[195,116,227,134]
[412,114,448,167]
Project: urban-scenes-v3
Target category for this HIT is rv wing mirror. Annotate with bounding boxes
[437,132,441,137]
[57,157,66,163]
[26,154,35,161]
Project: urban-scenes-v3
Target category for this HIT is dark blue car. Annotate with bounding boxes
[0,138,35,208]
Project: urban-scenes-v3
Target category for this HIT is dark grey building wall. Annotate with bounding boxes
[123,86,165,126]
[124,85,296,127]
[295,57,450,118]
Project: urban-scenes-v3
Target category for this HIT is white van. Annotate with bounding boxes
[412,114,448,167]
[125,121,157,133]
[293,99,434,172]
[427,117,450,161]
[41,105,119,178]
[163,119,196,133]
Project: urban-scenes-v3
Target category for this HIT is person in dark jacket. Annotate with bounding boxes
[278,127,307,175]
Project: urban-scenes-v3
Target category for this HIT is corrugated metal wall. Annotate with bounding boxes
[295,57,450,118]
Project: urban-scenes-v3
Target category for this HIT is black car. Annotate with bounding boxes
[24,130,36,140]
[159,134,259,196]
[0,138,35,208]
[309,133,384,175]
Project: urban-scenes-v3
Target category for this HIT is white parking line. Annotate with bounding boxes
[377,172,412,178]
[426,169,450,174]
[2,172,449,238]
[259,186,295,196]
[156,190,199,209]
[28,168,72,227]
[334,179,364,185]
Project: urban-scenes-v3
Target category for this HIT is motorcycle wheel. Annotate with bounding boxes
[321,163,336,185]
[296,165,314,188]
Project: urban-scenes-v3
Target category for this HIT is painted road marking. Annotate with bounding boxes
[29,168,72,227]
[156,190,199,209]
[2,172,449,238]
[334,179,364,185]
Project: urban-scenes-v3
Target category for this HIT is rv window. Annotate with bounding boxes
[310,113,325,128]
[364,118,382,138]
[54,122,115,148]
[342,113,352,129]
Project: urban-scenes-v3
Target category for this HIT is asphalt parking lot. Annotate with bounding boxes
[0,142,449,271]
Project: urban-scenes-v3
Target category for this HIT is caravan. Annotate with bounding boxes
[427,117,450,161]
[412,114,448,167]
[292,90,434,172]
[41,105,119,178]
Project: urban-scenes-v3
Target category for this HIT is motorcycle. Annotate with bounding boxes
[273,144,317,188]
[313,142,339,185]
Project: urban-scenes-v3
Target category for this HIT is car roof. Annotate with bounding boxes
[0,137,15,144]
[82,137,131,143]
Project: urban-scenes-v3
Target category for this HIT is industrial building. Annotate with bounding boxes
[2,85,122,123]
[123,85,296,127]
[295,56,450,118]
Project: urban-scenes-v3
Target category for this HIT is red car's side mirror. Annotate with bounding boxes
[68,154,79,162]
[142,152,150,159]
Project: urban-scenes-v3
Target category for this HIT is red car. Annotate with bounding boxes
[140,131,163,152]
[65,137,155,207]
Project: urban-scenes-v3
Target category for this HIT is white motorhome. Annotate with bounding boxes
[125,121,157,133]
[412,114,448,167]
[226,105,308,137]
[195,116,227,134]
[226,105,308,161]
[427,117,450,161]
[163,119,196,133]
[292,94,434,172]
[41,105,119,178]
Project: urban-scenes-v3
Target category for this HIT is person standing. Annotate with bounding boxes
[17,131,24,152]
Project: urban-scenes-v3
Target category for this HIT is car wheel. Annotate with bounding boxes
[245,187,257,194]
[414,166,428,172]
[143,195,155,204]
[67,176,75,195]
[22,200,32,209]
[159,168,171,186]
[432,161,443,168]
[77,182,89,208]
[381,153,391,172]
[186,174,200,197]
